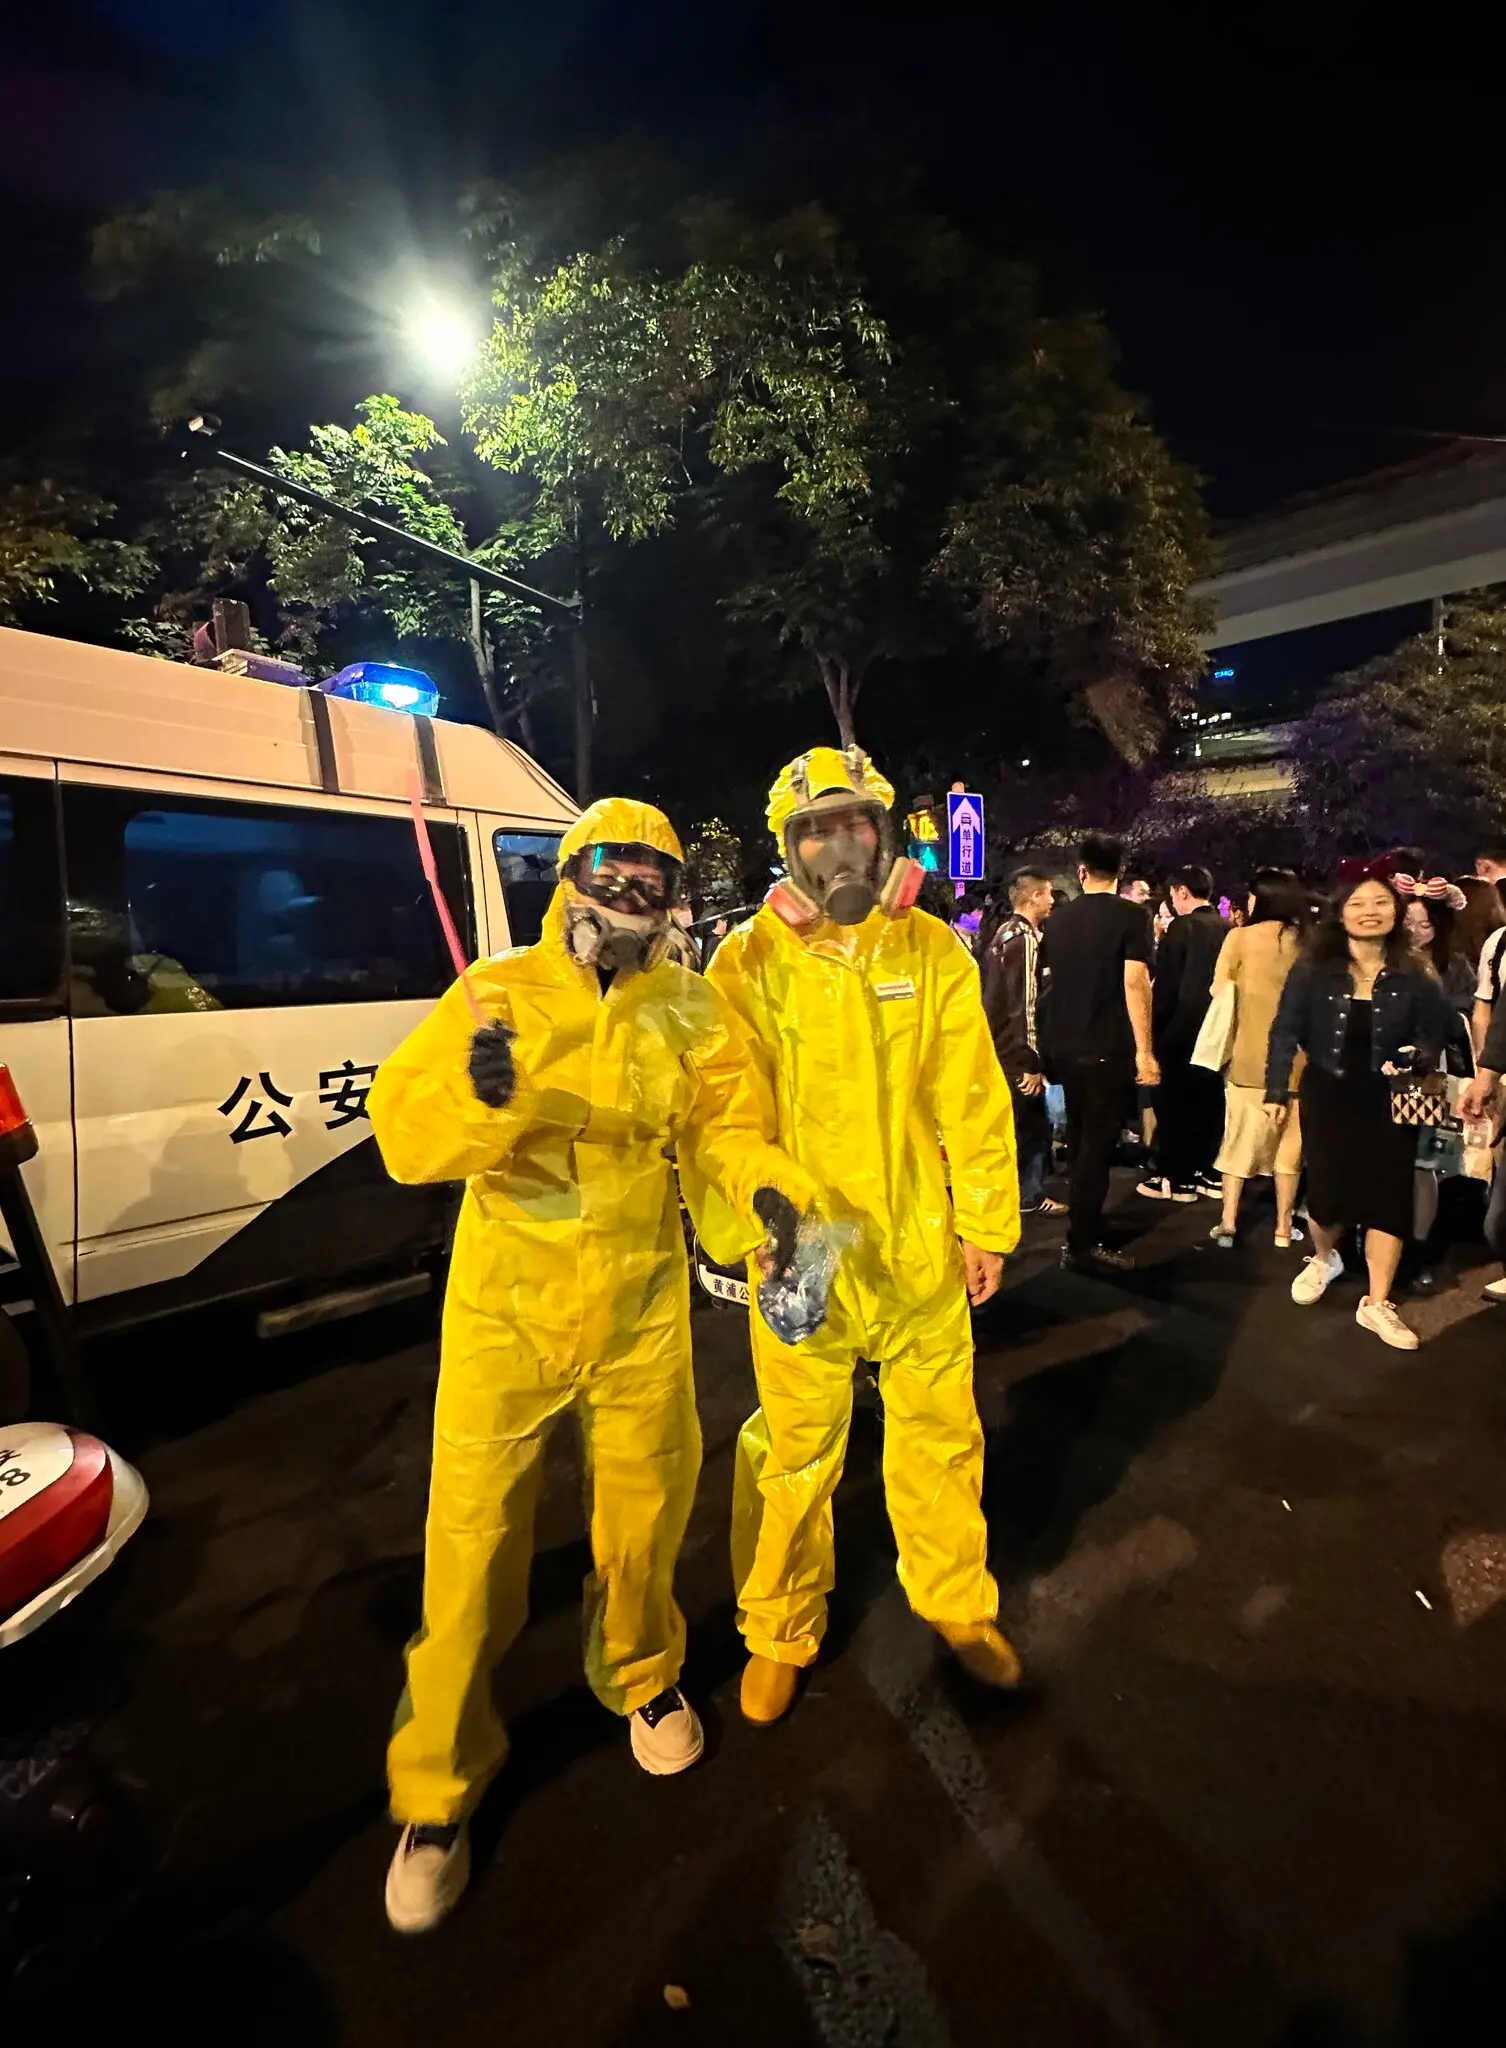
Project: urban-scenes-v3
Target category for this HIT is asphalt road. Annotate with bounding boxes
[11,1177,1506,2046]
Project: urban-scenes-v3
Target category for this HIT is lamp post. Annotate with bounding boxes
[184,418,599,797]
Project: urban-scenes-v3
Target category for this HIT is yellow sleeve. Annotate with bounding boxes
[367,976,537,1185]
[678,989,817,1258]
[677,942,813,1264]
[927,931,1020,1255]
[1213,929,1239,990]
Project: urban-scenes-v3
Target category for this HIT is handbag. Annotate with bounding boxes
[1191,981,1237,1073]
[1389,1072,1452,1128]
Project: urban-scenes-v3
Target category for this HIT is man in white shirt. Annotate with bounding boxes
[1473,921,1506,1058]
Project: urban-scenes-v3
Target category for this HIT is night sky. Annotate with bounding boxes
[5,1,1506,520]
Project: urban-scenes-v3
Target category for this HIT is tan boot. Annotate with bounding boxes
[936,1621,1023,1690]
[740,1654,800,1724]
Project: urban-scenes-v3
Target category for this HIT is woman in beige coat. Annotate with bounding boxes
[1208,873,1311,1248]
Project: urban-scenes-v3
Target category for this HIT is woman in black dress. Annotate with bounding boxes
[1265,876,1471,1351]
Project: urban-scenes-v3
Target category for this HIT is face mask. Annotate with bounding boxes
[563,893,664,975]
[802,828,879,925]
[786,804,888,927]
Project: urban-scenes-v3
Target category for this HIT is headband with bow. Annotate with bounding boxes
[1335,855,1465,910]
[1391,873,1468,911]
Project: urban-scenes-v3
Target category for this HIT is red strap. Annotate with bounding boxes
[407,772,483,1022]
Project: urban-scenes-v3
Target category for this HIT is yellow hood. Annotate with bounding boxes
[765,746,896,842]
[558,797,685,867]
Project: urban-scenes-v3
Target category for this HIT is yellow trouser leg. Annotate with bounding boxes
[388,1344,567,1826]
[579,1335,703,1715]
[878,1289,998,1631]
[733,1317,856,1667]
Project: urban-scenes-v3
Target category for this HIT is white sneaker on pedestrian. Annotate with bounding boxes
[1356,1297,1421,1350]
[1137,1176,1197,1204]
[1291,1248,1344,1305]
[385,1821,470,1934]
[629,1687,704,1776]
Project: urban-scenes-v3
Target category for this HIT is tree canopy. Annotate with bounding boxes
[461,179,1212,762]
[0,143,1213,860]
[1290,593,1506,869]
[0,473,150,626]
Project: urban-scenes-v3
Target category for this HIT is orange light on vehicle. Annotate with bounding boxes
[0,1066,31,1139]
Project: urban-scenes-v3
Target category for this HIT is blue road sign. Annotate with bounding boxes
[946,791,985,882]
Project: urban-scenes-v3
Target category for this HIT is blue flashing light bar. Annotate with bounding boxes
[324,662,441,716]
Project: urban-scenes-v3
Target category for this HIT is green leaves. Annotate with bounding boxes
[462,202,893,541]
[0,476,151,624]
[461,178,1210,766]
[1291,592,1506,865]
[32,160,1211,806]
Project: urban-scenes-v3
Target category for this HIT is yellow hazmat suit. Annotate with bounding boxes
[370,798,812,1824]
[685,750,1020,1669]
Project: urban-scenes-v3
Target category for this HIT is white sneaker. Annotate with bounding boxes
[629,1687,704,1776]
[1137,1177,1197,1203]
[1356,1297,1421,1350]
[1291,1248,1344,1305]
[1483,1277,1506,1302]
[385,1821,470,1934]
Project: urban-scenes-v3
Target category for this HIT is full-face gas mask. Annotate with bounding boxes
[766,750,924,929]
[786,796,889,925]
[561,840,684,976]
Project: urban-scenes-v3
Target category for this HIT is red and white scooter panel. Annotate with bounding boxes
[0,1422,149,1646]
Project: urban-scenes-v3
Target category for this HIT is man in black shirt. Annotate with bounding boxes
[1138,865,1230,1202]
[1039,833,1158,1274]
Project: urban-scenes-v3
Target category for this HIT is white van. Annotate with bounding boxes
[0,626,575,1332]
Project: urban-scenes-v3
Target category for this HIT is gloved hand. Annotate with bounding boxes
[752,1186,801,1281]
[468,1021,517,1109]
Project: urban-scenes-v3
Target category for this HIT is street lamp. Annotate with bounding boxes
[404,295,481,383]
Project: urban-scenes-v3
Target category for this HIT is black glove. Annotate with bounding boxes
[752,1186,801,1281]
[468,1021,517,1109]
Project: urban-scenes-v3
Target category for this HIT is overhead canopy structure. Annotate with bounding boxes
[1196,444,1506,649]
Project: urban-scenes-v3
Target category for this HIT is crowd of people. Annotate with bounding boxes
[979,834,1506,1352]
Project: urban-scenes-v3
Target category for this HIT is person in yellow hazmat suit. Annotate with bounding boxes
[368,797,814,1934]
[682,746,1022,1727]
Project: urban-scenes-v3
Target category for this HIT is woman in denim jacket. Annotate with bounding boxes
[1266,876,1471,1350]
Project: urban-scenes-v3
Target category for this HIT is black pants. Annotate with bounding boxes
[1010,1082,1053,1209]
[1156,1058,1224,1189]
[1061,1057,1135,1253]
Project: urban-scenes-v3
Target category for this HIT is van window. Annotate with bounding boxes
[63,788,475,1015]
[0,776,65,1014]
[493,830,561,948]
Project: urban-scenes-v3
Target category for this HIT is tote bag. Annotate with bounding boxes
[1190,981,1237,1074]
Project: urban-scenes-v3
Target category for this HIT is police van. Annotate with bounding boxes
[0,625,575,1335]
